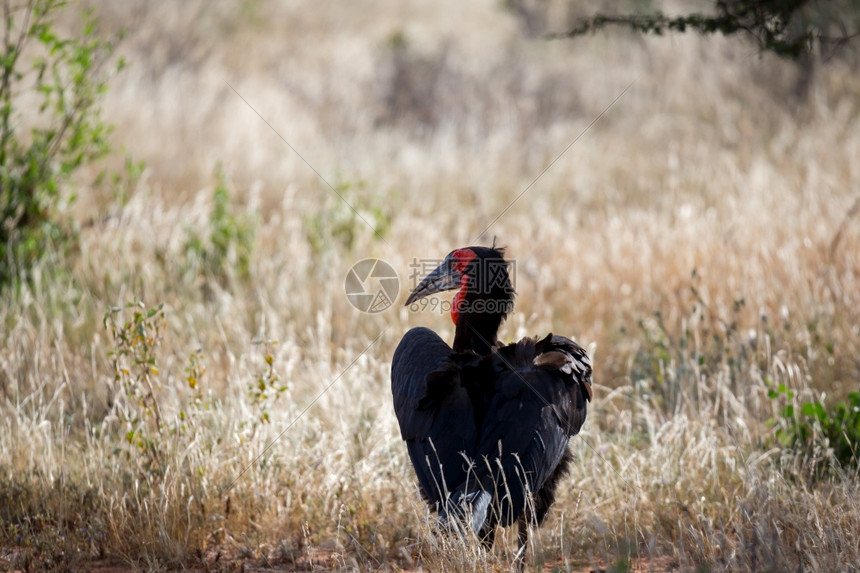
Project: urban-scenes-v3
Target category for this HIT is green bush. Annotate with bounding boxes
[303,179,392,257]
[0,0,121,288]
[769,384,860,473]
[103,301,168,473]
[184,166,256,285]
[103,301,216,477]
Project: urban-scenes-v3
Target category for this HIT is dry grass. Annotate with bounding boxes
[2,0,859,571]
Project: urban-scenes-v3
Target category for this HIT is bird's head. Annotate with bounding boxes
[406,245,515,353]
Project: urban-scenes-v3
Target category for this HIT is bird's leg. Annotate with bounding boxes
[514,514,529,572]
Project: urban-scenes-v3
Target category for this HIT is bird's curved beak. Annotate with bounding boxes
[405,255,461,306]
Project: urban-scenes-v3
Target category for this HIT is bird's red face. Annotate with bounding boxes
[405,247,478,325]
[448,249,477,325]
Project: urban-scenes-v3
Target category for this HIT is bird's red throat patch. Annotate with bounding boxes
[449,249,476,325]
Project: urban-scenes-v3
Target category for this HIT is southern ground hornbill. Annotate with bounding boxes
[391,245,592,560]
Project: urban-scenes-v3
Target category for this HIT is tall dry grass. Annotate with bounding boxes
[1,0,859,571]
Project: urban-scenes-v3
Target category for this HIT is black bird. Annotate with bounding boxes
[391,245,592,558]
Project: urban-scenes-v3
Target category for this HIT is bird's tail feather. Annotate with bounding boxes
[439,489,493,538]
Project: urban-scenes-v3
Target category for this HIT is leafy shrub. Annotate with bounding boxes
[248,338,287,426]
[303,180,391,257]
[769,383,860,473]
[103,301,168,473]
[184,166,255,285]
[0,1,122,288]
[104,301,217,477]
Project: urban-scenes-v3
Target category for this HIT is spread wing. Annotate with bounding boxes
[391,327,478,505]
[454,333,592,527]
